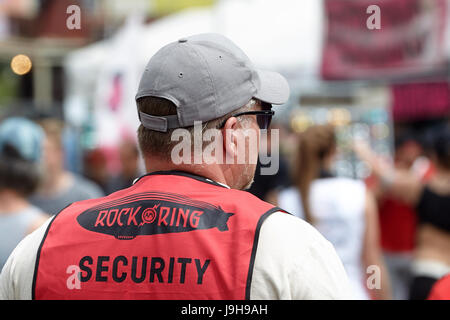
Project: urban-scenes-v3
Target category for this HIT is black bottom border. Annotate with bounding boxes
[0,300,446,318]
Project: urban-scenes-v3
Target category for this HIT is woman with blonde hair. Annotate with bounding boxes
[278,124,391,299]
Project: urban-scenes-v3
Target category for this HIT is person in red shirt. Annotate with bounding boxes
[428,274,450,300]
[354,125,450,300]
[365,134,432,299]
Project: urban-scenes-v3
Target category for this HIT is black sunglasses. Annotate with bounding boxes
[218,110,274,130]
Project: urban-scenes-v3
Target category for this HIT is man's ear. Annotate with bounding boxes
[222,117,238,161]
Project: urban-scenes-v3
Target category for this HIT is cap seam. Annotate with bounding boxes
[192,43,255,109]
[153,46,173,93]
[187,44,220,119]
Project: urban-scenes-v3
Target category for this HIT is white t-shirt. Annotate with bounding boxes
[0,205,44,270]
[0,210,353,300]
[278,178,368,299]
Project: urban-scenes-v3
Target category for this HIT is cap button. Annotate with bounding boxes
[178,38,188,43]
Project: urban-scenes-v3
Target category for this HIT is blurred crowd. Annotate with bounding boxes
[0,113,449,300]
[245,120,450,300]
[1,0,450,302]
[0,116,143,265]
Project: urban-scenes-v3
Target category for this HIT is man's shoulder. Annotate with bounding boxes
[252,211,353,299]
[252,207,334,262]
[260,210,327,244]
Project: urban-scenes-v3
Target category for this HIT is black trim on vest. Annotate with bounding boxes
[31,203,73,300]
[133,170,229,189]
[245,206,288,300]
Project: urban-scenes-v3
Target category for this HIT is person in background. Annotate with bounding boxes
[29,118,104,215]
[247,125,292,203]
[105,138,142,194]
[365,131,434,300]
[277,124,392,300]
[353,124,450,300]
[0,117,49,269]
[83,147,110,194]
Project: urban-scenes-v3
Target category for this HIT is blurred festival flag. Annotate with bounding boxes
[92,16,144,147]
[321,0,449,80]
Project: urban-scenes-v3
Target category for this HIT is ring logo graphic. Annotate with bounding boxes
[140,204,159,226]
[77,192,234,240]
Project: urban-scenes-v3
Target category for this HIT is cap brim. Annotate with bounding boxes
[254,69,290,105]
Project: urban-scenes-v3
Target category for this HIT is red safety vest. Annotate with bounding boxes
[32,171,283,299]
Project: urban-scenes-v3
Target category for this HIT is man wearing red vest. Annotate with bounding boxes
[0,33,351,300]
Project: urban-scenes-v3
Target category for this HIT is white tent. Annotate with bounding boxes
[64,0,324,146]
[137,0,324,73]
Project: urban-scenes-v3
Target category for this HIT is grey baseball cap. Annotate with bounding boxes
[136,33,290,132]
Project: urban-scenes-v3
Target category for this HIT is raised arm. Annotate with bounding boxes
[353,140,423,205]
